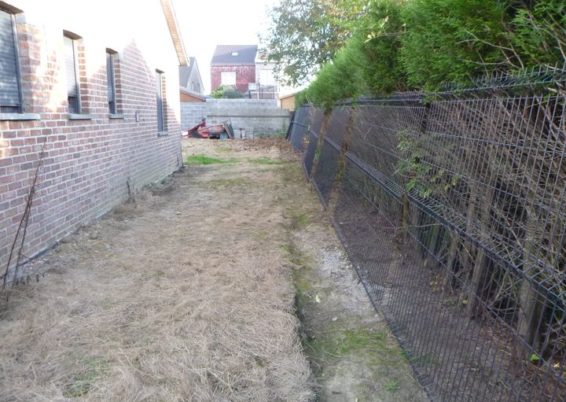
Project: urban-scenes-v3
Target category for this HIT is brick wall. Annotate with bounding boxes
[211,64,256,94]
[0,0,183,281]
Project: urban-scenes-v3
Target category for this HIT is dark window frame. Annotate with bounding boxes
[106,49,118,114]
[0,4,23,114]
[63,31,81,115]
[156,70,166,133]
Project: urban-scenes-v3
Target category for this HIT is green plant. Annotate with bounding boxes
[395,130,432,198]
[300,0,406,107]
[210,85,244,99]
[510,0,566,68]
[400,0,508,90]
[529,353,541,364]
[385,379,400,392]
[63,356,108,398]
[286,0,566,102]
[264,0,367,85]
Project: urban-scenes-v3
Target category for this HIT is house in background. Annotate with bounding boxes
[0,0,187,281]
[179,57,205,102]
[252,49,278,100]
[210,45,280,100]
[179,56,204,94]
[210,44,258,94]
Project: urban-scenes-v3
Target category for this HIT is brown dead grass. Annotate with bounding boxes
[0,139,312,401]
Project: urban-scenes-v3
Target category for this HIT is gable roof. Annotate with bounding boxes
[211,45,258,65]
[160,0,189,66]
[179,58,195,86]
[179,57,204,92]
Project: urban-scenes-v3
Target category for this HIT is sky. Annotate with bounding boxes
[173,0,278,94]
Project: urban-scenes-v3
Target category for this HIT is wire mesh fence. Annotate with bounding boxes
[288,65,566,401]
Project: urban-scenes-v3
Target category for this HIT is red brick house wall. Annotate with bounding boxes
[211,64,256,94]
[0,1,183,281]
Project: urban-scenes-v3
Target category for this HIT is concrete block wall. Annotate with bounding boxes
[181,99,290,136]
[181,103,207,130]
[0,0,183,281]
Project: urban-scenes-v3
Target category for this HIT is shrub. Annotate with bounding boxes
[400,0,508,90]
[299,0,566,105]
[211,85,244,99]
[510,0,566,68]
[302,0,405,107]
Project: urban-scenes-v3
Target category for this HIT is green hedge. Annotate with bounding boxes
[299,0,565,107]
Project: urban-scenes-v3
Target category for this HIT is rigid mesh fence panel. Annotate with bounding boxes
[288,67,566,401]
[303,108,325,177]
[289,105,310,152]
[303,130,318,177]
[311,107,351,205]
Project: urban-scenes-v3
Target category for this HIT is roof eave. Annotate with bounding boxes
[160,0,189,66]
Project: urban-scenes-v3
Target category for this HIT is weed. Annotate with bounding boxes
[306,327,388,360]
[185,154,233,165]
[282,242,313,268]
[292,266,313,308]
[385,379,400,392]
[289,212,310,230]
[63,356,108,398]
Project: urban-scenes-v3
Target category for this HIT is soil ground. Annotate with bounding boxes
[0,138,427,401]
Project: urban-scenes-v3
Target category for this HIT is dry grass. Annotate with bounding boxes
[0,139,312,401]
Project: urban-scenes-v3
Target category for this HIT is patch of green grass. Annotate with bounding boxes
[306,327,388,360]
[248,157,284,165]
[64,356,108,398]
[282,242,313,268]
[292,266,313,308]
[185,154,233,165]
[289,212,310,230]
[303,324,409,382]
[385,379,400,393]
[284,241,314,309]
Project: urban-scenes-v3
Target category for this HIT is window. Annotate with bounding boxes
[221,71,236,86]
[106,50,117,114]
[156,70,166,132]
[64,34,80,114]
[0,7,21,113]
[259,69,275,85]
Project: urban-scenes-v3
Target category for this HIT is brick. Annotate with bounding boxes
[0,3,183,273]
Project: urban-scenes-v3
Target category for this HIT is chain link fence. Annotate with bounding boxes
[288,65,566,401]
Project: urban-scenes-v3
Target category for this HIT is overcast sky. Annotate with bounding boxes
[173,0,277,94]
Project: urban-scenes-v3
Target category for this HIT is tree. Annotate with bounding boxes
[262,0,366,86]
[299,0,406,107]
